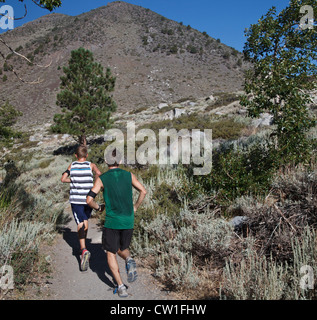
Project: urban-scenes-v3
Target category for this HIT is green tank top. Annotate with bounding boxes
[99,168,134,229]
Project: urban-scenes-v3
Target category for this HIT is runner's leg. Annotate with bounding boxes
[117,248,130,260]
[77,222,86,250]
[107,251,123,287]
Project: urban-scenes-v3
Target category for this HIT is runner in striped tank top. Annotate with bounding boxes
[69,161,94,204]
[61,145,102,272]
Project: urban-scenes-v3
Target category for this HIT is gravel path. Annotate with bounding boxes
[45,213,177,300]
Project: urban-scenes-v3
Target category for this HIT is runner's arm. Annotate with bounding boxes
[86,177,104,211]
[91,163,102,179]
[61,164,71,183]
[131,173,147,213]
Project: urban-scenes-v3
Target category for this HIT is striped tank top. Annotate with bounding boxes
[69,161,93,204]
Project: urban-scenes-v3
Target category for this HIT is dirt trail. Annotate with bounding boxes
[45,211,176,300]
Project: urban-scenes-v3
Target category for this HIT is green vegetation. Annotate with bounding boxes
[51,48,117,145]
[223,51,230,60]
[161,28,174,35]
[170,45,178,54]
[196,140,279,206]
[130,129,317,299]
[142,36,148,45]
[0,0,62,11]
[241,0,317,164]
[125,0,317,299]
[205,92,240,111]
[0,156,70,296]
[0,102,22,141]
[186,45,197,54]
[140,112,246,141]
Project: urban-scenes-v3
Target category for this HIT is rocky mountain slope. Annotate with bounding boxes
[0,1,248,129]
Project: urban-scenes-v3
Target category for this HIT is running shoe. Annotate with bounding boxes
[117,284,128,298]
[126,258,138,282]
[80,249,91,272]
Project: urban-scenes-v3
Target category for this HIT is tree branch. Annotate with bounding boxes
[0,35,53,84]
[0,4,27,20]
[0,37,52,68]
[0,49,43,84]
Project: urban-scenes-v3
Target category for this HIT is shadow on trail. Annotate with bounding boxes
[60,227,116,289]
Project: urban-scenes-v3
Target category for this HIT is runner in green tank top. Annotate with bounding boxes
[86,149,147,298]
[100,168,134,230]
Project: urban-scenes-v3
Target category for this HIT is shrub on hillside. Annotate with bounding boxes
[221,227,317,300]
[132,207,233,290]
[130,140,317,299]
[0,219,52,289]
[0,156,71,295]
[196,141,279,208]
[140,113,246,141]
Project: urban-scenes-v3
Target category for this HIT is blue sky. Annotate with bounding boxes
[1,0,290,51]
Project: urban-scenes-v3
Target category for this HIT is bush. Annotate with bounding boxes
[0,219,52,288]
[161,28,174,35]
[3,62,9,71]
[197,141,279,208]
[131,166,197,234]
[0,155,71,296]
[223,51,230,60]
[170,45,178,54]
[187,45,197,54]
[15,45,23,52]
[155,250,199,289]
[128,144,317,299]
[132,174,232,296]
[140,113,246,141]
[142,36,148,45]
[244,164,317,261]
[222,249,288,300]
[221,227,317,300]
[205,92,239,111]
[132,204,233,291]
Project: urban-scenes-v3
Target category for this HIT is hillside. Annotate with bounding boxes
[0,1,247,128]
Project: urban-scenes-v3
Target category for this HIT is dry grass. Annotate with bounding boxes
[0,153,71,297]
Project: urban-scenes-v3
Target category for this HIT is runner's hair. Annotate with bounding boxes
[76,145,88,159]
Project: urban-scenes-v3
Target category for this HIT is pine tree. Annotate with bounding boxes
[0,101,22,140]
[51,48,117,145]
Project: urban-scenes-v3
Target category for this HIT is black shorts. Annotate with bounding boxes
[102,228,133,254]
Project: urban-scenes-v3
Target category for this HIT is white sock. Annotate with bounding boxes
[118,284,125,289]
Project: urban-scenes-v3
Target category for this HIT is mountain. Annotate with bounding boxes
[0,1,248,128]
